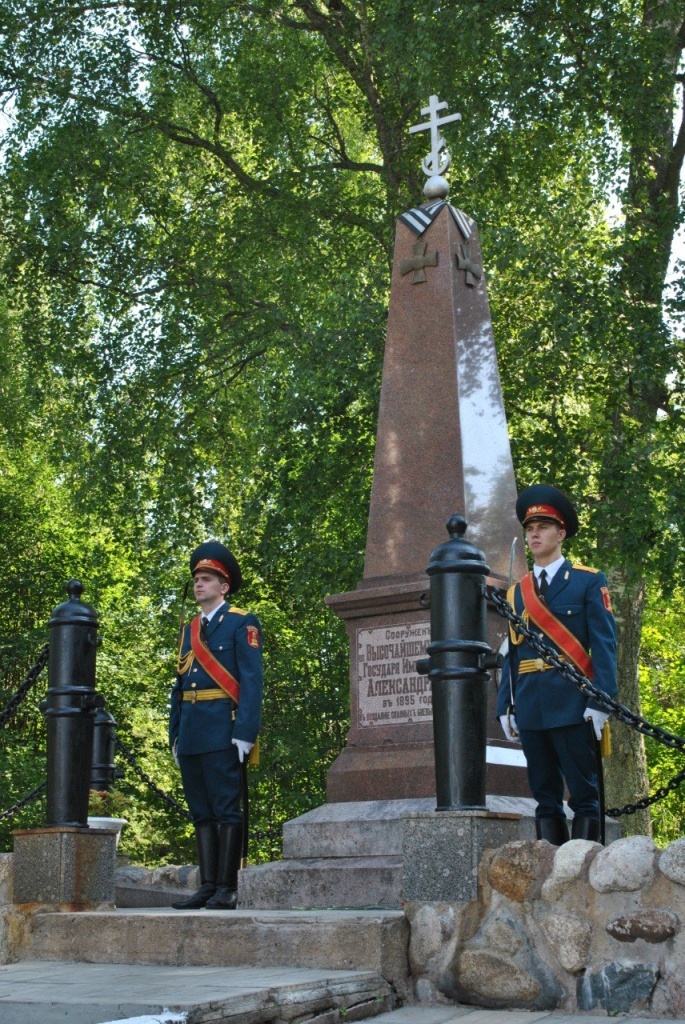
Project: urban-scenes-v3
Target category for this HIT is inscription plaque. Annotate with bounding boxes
[357,621,432,727]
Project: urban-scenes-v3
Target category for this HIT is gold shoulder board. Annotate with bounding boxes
[572,564,600,574]
[228,606,250,616]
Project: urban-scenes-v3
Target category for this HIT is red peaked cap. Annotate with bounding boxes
[516,485,579,539]
[190,541,243,594]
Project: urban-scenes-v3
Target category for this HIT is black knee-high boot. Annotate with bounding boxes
[171,823,218,909]
[571,815,600,842]
[205,824,242,909]
[535,817,569,846]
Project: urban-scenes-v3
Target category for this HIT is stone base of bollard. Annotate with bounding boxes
[402,809,528,903]
[12,827,117,908]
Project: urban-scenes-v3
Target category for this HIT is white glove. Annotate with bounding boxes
[171,738,180,767]
[584,708,610,740]
[232,738,253,763]
[499,713,520,744]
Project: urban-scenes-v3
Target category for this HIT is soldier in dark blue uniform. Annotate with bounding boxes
[497,486,617,845]
[169,541,262,908]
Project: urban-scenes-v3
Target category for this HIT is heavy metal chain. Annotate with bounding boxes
[0,779,46,821]
[487,587,685,817]
[250,826,284,841]
[115,738,192,820]
[0,645,49,729]
[114,739,283,839]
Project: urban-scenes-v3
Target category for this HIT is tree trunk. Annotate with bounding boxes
[600,0,685,839]
[603,569,651,836]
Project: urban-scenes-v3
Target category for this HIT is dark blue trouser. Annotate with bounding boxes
[518,722,599,819]
[178,746,242,826]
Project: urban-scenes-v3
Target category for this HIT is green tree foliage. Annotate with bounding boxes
[0,0,684,856]
[639,586,685,845]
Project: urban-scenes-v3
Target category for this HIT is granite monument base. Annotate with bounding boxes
[401,808,621,904]
[238,797,620,910]
[402,809,523,903]
[326,574,529,804]
[238,796,539,910]
[13,826,117,908]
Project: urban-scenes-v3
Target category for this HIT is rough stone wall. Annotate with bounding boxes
[0,852,27,965]
[407,836,685,1016]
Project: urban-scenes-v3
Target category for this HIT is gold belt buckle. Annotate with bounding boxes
[188,690,197,703]
[535,658,545,672]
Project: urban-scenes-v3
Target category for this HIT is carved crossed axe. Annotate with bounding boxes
[400,240,438,284]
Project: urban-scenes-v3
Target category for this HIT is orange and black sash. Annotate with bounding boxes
[519,572,593,680]
[189,615,240,704]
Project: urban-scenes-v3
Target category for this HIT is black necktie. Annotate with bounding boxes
[201,616,209,637]
[538,569,549,598]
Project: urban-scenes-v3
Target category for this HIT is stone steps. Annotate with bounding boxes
[238,854,403,910]
[281,799,436,859]
[280,798,538,860]
[20,907,410,991]
[0,959,394,1024]
[238,796,539,910]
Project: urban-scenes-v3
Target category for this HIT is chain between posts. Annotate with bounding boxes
[0,646,48,821]
[487,586,685,817]
[0,645,49,729]
[115,738,192,820]
[114,739,284,840]
[0,651,286,837]
[0,779,47,821]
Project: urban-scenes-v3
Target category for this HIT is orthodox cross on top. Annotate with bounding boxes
[409,94,461,179]
[400,240,438,284]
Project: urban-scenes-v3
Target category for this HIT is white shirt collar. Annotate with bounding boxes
[202,601,226,623]
[533,555,566,583]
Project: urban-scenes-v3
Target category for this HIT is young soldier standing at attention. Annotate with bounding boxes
[169,541,262,908]
[497,485,617,845]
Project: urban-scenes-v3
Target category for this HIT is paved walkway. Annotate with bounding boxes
[375,1009,685,1024]
[0,960,384,1024]
[2,960,684,1024]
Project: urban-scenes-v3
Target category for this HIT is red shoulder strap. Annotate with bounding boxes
[519,572,594,680]
[189,616,240,704]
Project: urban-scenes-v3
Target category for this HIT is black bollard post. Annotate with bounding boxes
[417,515,493,810]
[90,706,117,792]
[42,580,100,826]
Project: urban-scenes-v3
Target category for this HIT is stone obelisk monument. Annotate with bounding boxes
[238,97,533,910]
[326,95,528,802]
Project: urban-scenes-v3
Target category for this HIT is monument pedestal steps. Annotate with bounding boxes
[237,796,539,910]
[4,906,406,1024]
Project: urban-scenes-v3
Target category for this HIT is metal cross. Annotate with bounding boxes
[456,244,482,287]
[400,240,438,284]
[408,95,461,178]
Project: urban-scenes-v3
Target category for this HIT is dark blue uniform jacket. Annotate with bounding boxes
[496,560,617,730]
[169,601,263,756]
